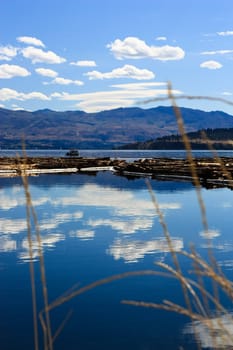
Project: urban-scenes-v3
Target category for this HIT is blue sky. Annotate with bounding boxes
[1,0,233,113]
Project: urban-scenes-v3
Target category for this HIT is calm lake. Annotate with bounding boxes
[1,153,233,349]
[2,149,233,159]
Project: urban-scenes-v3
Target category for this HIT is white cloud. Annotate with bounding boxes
[22,91,50,100]
[52,82,182,112]
[0,64,30,79]
[201,50,233,55]
[156,36,167,41]
[0,88,50,101]
[85,64,155,80]
[217,31,233,36]
[70,60,97,67]
[0,88,19,101]
[11,104,24,111]
[200,60,222,69]
[51,77,84,86]
[21,46,66,64]
[0,45,18,61]
[111,82,167,89]
[50,92,63,98]
[222,91,233,96]
[17,36,45,47]
[76,99,133,112]
[35,67,58,77]
[107,36,185,61]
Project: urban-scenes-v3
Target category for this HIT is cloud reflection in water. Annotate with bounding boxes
[184,313,233,349]
[108,237,183,263]
[0,179,182,263]
[0,236,17,252]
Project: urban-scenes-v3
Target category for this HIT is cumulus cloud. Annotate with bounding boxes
[0,64,30,79]
[21,91,50,100]
[17,36,45,47]
[85,64,155,80]
[21,46,66,64]
[0,88,49,101]
[70,60,97,67]
[201,49,233,55]
[35,67,58,77]
[0,45,18,61]
[50,77,84,86]
[200,60,222,69]
[107,36,185,61]
[217,31,233,36]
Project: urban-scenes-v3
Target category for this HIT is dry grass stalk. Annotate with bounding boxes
[18,153,39,350]
[167,82,208,233]
[141,93,233,108]
[145,179,193,315]
[19,148,53,350]
[44,270,169,313]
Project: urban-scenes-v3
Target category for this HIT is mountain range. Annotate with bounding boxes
[1,106,233,149]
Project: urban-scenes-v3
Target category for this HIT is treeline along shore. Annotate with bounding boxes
[1,156,233,189]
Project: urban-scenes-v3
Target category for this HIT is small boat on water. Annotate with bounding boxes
[65,149,79,157]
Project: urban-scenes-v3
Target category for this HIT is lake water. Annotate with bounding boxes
[2,148,233,160]
[1,170,233,349]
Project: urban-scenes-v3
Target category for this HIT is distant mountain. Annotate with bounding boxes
[118,128,233,150]
[1,106,233,149]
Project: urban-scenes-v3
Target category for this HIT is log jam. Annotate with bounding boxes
[1,156,233,189]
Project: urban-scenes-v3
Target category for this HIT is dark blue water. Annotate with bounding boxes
[1,149,233,159]
[0,172,233,349]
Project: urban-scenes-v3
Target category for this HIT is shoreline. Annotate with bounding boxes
[0,156,233,189]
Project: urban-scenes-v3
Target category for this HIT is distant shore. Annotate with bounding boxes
[0,156,233,189]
